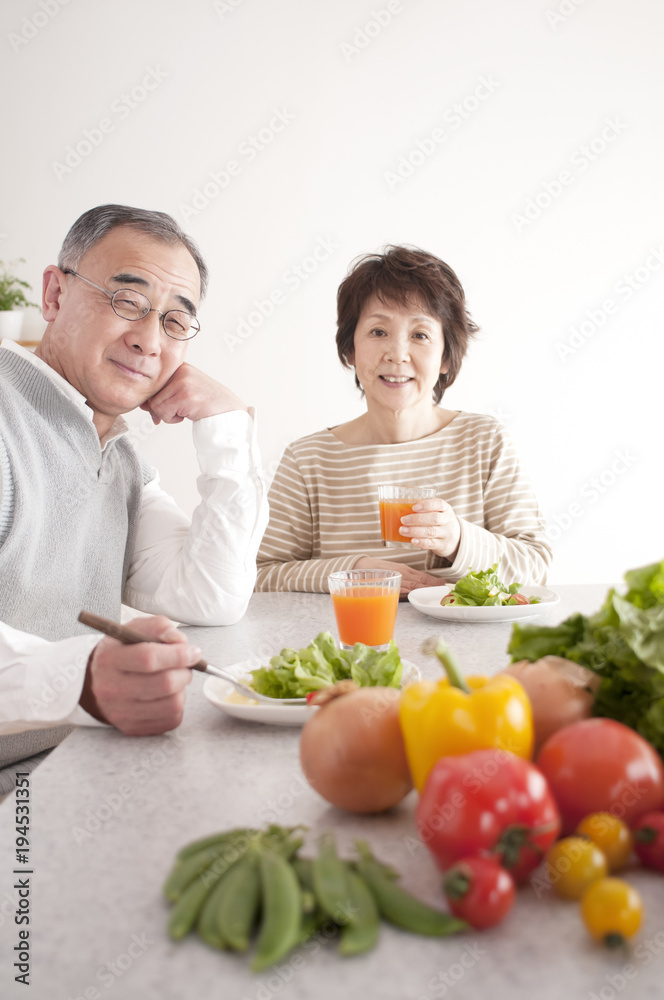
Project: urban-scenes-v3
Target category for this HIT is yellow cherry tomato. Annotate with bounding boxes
[581,878,643,946]
[576,813,634,872]
[545,837,608,900]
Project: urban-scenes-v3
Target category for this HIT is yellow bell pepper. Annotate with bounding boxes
[399,639,533,792]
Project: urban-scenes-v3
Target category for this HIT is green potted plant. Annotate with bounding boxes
[0,259,39,341]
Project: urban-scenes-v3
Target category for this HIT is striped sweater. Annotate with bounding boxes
[255,412,552,592]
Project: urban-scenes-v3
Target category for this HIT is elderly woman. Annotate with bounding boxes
[256,246,551,594]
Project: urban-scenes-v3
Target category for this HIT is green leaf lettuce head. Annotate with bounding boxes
[249,632,403,699]
[507,558,664,757]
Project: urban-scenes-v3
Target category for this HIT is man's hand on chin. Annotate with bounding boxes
[139,363,249,425]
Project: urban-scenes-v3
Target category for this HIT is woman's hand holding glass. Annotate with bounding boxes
[400,497,461,562]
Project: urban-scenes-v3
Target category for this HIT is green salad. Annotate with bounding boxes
[249,631,403,699]
[441,564,541,607]
[507,559,664,759]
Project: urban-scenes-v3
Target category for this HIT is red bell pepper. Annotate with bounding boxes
[416,748,561,882]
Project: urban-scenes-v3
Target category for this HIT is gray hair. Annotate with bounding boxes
[57,204,209,299]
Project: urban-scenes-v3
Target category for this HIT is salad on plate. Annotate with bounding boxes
[441,565,542,608]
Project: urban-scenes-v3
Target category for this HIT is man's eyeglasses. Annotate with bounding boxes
[63,269,200,341]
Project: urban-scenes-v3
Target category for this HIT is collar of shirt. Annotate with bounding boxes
[1,339,129,450]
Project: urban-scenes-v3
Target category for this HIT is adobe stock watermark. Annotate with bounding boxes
[124,409,159,451]
[7,0,74,54]
[588,930,664,1000]
[545,447,637,543]
[546,0,590,31]
[239,916,346,1000]
[63,930,153,999]
[212,0,247,19]
[415,943,487,999]
[339,1,403,62]
[51,66,169,180]
[178,107,295,223]
[384,75,501,192]
[255,771,310,826]
[26,649,90,717]
[70,731,188,845]
[511,116,628,232]
[555,245,664,361]
[222,235,340,353]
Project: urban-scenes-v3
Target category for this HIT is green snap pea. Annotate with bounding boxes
[216,851,261,952]
[196,866,236,950]
[176,827,257,862]
[312,833,354,925]
[292,857,316,913]
[252,849,302,972]
[168,861,227,941]
[355,842,467,938]
[338,870,380,956]
[164,833,253,902]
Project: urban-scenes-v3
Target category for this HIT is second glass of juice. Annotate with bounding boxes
[328,569,401,650]
[378,485,436,547]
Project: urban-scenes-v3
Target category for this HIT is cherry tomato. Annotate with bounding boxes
[580,878,643,946]
[442,857,516,930]
[545,837,607,899]
[576,813,633,872]
[536,719,664,834]
[632,811,664,872]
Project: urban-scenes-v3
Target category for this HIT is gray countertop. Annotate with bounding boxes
[2,586,663,1000]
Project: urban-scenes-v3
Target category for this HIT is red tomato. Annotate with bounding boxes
[416,748,560,882]
[443,856,516,930]
[633,811,664,873]
[536,719,664,835]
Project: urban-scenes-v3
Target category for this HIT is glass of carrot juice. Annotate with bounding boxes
[377,485,436,547]
[328,570,401,650]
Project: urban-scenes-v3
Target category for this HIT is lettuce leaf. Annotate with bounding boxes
[446,564,540,606]
[249,632,403,698]
[507,559,664,758]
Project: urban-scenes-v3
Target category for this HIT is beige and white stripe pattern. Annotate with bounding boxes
[256,412,552,592]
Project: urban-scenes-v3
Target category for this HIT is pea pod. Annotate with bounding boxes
[355,842,467,937]
[216,851,261,952]
[252,848,302,972]
[168,861,227,940]
[164,833,253,902]
[312,832,354,925]
[339,869,380,956]
[292,857,317,914]
[176,827,257,862]
[196,867,236,950]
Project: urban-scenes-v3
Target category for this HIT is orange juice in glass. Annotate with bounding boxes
[328,570,401,650]
[378,485,436,547]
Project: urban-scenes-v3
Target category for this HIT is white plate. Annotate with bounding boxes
[407,584,560,622]
[203,659,422,727]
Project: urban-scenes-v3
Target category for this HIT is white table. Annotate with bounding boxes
[2,586,662,1000]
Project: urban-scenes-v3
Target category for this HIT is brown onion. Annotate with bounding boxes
[502,656,601,754]
[299,681,413,813]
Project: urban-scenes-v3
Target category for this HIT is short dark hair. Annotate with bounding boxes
[336,245,478,403]
[58,204,209,299]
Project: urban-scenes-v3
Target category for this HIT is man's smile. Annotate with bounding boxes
[110,359,153,380]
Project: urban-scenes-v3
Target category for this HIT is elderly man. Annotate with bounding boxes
[0,204,268,793]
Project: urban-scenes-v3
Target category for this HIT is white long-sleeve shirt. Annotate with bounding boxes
[0,341,268,734]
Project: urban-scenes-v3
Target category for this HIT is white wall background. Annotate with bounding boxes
[2,0,662,585]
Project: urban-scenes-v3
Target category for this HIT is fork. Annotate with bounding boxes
[77,611,307,705]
